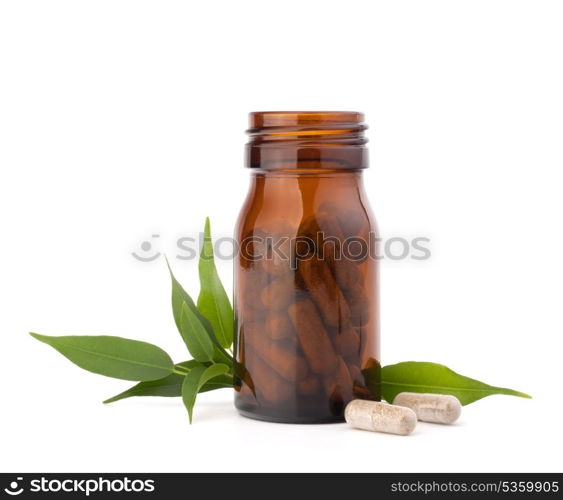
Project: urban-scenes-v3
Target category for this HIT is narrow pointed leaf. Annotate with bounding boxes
[176,359,207,371]
[104,359,229,404]
[104,360,231,404]
[210,341,234,366]
[104,359,209,404]
[103,371,232,404]
[167,258,198,333]
[182,363,230,423]
[197,217,234,349]
[166,260,233,365]
[179,303,214,362]
[104,373,185,403]
[381,361,531,405]
[30,333,174,381]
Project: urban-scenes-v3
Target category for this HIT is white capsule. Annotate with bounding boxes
[344,400,417,435]
[392,392,462,424]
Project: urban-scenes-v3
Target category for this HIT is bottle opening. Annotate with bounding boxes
[249,111,364,128]
[246,111,369,170]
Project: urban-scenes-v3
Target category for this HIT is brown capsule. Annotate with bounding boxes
[348,364,364,385]
[280,334,300,352]
[265,312,293,340]
[323,358,354,401]
[245,348,292,405]
[239,230,260,270]
[236,384,259,408]
[241,320,262,343]
[298,256,351,327]
[315,213,345,259]
[318,201,370,240]
[240,228,270,271]
[337,358,354,391]
[238,383,254,399]
[353,385,374,399]
[328,386,345,416]
[248,223,296,277]
[301,212,363,290]
[288,298,339,375]
[316,212,362,290]
[332,259,362,291]
[325,359,355,415]
[244,322,308,382]
[344,354,360,368]
[262,236,294,277]
[242,303,266,323]
[341,213,370,241]
[303,211,344,242]
[345,284,370,326]
[296,214,321,242]
[260,273,295,311]
[298,376,321,396]
[335,325,361,358]
[239,266,270,311]
[298,213,339,258]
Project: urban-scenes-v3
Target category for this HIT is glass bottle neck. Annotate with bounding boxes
[246,111,369,171]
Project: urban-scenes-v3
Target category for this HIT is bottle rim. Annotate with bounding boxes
[245,111,368,170]
[248,111,365,131]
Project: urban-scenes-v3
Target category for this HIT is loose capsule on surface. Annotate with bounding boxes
[392,392,462,424]
[344,400,417,436]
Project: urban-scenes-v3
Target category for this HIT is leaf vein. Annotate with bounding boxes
[54,341,170,371]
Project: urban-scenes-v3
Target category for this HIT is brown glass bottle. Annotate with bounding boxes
[234,112,380,423]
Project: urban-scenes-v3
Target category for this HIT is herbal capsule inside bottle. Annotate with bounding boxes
[234,111,380,423]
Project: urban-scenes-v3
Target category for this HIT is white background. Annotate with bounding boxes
[1,0,562,473]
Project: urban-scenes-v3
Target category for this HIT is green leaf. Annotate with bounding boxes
[166,259,233,365]
[197,217,234,349]
[30,333,174,381]
[167,258,198,333]
[179,302,215,362]
[103,376,231,404]
[176,359,207,371]
[103,361,232,404]
[104,373,184,403]
[182,363,230,423]
[381,361,531,405]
